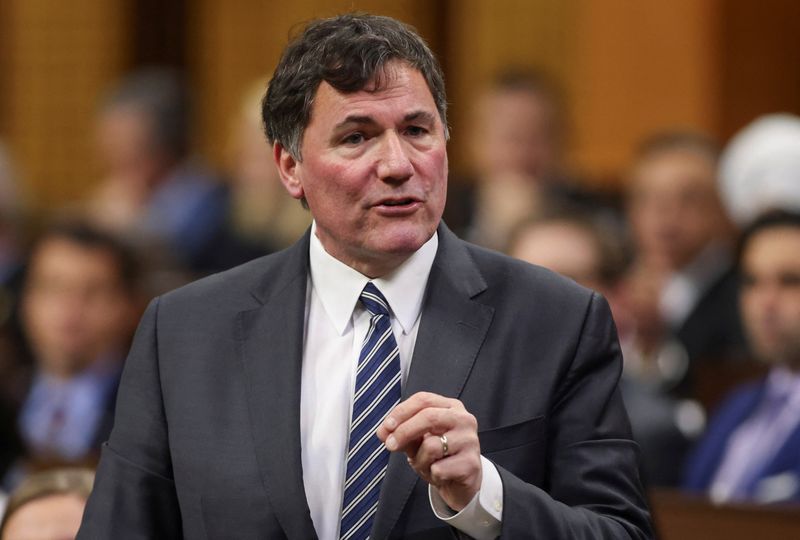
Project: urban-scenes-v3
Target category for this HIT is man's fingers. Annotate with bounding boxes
[384,406,463,451]
[429,452,480,486]
[409,431,450,467]
[378,393,483,512]
[380,392,461,438]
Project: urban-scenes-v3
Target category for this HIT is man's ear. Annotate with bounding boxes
[274,143,304,200]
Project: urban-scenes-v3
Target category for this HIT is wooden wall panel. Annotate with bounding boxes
[719,0,800,138]
[1,0,130,211]
[570,0,722,184]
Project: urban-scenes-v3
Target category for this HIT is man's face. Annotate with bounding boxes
[740,226,800,369]
[275,61,448,277]
[510,221,604,292]
[95,105,167,187]
[628,149,728,270]
[22,238,135,377]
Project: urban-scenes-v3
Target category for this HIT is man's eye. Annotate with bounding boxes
[405,125,427,137]
[342,133,365,145]
[779,273,800,288]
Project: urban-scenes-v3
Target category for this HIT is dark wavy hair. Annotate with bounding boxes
[737,209,800,265]
[262,13,448,160]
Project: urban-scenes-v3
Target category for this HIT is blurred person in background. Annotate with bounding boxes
[445,69,601,251]
[0,468,94,540]
[508,211,701,486]
[87,68,254,274]
[683,210,800,504]
[4,223,140,488]
[224,77,311,251]
[507,210,625,294]
[626,132,747,383]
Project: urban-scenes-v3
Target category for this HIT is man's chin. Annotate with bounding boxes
[42,352,92,377]
[373,231,434,257]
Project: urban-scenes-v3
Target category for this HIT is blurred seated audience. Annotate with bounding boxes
[87,67,259,274]
[0,468,94,540]
[683,210,800,504]
[444,68,604,251]
[626,131,748,379]
[224,77,310,251]
[719,113,800,227]
[3,223,140,488]
[508,211,702,486]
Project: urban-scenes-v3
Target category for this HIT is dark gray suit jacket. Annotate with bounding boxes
[78,224,653,539]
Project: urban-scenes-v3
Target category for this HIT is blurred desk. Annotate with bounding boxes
[651,489,800,540]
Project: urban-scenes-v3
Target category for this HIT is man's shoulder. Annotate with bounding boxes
[158,240,307,313]
[454,235,595,305]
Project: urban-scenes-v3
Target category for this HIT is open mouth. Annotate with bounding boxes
[382,198,415,207]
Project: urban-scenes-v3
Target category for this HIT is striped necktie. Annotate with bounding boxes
[339,282,402,540]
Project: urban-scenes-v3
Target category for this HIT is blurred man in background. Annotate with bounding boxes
[445,69,598,250]
[683,210,800,504]
[507,211,624,294]
[88,68,253,275]
[626,132,747,378]
[6,223,139,486]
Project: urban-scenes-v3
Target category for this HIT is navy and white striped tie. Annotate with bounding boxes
[339,282,402,540]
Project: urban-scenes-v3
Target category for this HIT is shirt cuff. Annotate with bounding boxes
[428,455,503,539]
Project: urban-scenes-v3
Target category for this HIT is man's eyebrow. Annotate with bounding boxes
[333,111,438,131]
[334,115,377,130]
[404,110,437,124]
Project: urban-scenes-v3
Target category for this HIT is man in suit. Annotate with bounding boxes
[626,132,747,372]
[683,210,800,504]
[79,14,652,539]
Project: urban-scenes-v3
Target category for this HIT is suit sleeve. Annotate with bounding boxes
[77,297,182,539]
[497,292,654,539]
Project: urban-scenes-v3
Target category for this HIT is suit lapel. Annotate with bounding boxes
[237,233,319,540]
[372,225,494,539]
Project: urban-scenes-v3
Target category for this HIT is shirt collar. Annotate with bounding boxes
[765,366,800,401]
[308,221,438,336]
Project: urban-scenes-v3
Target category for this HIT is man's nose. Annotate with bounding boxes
[376,132,414,182]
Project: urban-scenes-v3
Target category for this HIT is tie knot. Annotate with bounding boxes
[360,282,390,317]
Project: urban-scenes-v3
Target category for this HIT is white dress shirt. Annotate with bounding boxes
[659,243,731,329]
[300,223,502,539]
